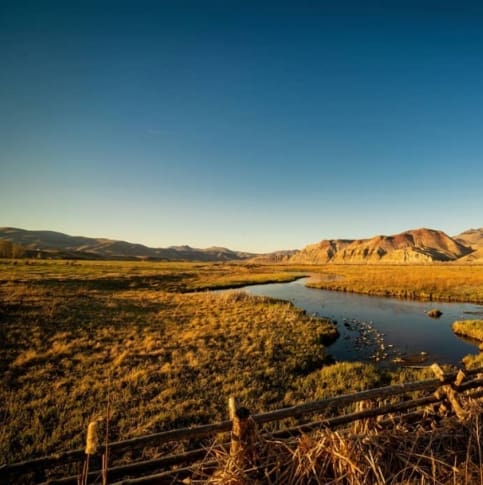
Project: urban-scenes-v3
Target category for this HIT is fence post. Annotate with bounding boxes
[431,363,466,420]
[430,363,446,382]
[229,401,257,470]
[454,369,466,388]
[228,396,237,421]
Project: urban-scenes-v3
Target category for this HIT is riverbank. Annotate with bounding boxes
[300,264,483,304]
[452,320,483,369]
[453,319,483,341]
[241,277,482,366]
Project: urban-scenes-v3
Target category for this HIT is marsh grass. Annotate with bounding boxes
[453,320,483,342]
[0,265,336,464]
[0,259,303,292]
[1,259,481,475]
[452,320,483,369]
[204,399,483,485]
[304,264,483,303]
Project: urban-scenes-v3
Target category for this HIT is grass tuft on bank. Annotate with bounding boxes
[452,320,483,369]
[453,319,483,342]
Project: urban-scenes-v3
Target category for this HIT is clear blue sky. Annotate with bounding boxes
[1,1,482,252]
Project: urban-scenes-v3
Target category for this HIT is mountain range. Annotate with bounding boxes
[454,228,483,263]
[0,226,482,263]
[0,227,255,262]
[290,228,479,264]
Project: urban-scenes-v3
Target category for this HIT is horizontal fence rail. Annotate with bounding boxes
[2,365,482,485]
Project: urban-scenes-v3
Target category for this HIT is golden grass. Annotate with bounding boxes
[452,320,483,370]
[0,267,338,463]
[205,399,483,485]
[1,259,481,471]
[453,320,483,342]
[462,352,483,369]
[303,264,483,303]
[0,259,303,291]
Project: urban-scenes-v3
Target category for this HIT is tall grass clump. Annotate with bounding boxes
[305,264,483,303]
[205,399,483,484]
[452,320,483,369]
[453,319,483,342]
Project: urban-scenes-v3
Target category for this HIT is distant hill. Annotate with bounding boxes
[0,228,256,262]
[290,228,474,264]
[251,249,299,263]
[454,228,483,263]
[1,226,481,263]
[455,228,483,248]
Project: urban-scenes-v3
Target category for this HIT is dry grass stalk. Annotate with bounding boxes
[203,398,483,485]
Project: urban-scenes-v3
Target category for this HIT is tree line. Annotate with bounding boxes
[0,240,26,258]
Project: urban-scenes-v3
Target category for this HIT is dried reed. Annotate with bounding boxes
[200,398,482,485]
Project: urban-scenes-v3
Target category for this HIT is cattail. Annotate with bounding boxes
[85,420,100,455]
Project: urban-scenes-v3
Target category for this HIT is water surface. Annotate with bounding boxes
[239,278,482,365]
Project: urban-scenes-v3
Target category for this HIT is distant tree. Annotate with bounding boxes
[0,240,26,258]
[0,240,13,258]
[12,243,25,258]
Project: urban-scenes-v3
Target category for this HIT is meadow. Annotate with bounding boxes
[1,260,339,464]
[1,259,480,470]
[304,264,483,303]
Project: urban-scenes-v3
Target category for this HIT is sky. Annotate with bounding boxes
[1,1,483,252]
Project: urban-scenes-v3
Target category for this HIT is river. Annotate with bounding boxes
[237,277,483,366]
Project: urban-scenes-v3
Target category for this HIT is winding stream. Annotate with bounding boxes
[238,277,483,366]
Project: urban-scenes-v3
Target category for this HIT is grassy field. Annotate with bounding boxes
[0,259,303,291]
[1,259,480,468]
[303,264,483,303]
[0,260,340,464]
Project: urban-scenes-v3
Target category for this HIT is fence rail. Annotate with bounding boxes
[2,364,482,485]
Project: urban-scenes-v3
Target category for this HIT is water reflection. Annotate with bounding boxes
[239,278,482,365]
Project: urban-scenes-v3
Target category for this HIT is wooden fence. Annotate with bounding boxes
[2,364,483,485]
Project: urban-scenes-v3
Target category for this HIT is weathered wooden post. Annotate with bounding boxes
[454,369,466,388]
[430,363,446,383]
[229,397,257,470]
[228,396,237,421]
[431,363,466,420]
